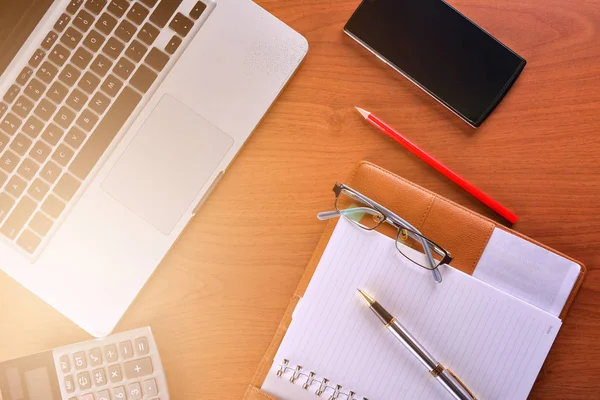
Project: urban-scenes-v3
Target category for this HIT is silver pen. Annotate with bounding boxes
[358,289,477,400]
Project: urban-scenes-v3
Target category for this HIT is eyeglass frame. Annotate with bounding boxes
[318,183,453,283]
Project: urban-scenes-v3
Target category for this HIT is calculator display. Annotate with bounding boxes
[0,351,61,400]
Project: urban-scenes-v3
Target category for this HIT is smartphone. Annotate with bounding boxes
[344,0,526,127]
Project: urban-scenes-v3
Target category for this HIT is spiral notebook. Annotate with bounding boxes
[261,218,562,400]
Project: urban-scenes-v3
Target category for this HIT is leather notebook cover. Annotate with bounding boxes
[243,161,586,400]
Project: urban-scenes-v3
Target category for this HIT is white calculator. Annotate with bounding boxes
[0,327,169,400]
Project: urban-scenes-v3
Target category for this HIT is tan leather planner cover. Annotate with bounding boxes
[243,161,586,400]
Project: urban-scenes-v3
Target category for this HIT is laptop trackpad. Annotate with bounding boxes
[102,94,233,234]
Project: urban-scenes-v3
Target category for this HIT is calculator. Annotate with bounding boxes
[0,327,169,400]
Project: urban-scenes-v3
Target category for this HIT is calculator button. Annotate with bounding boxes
[64,375,75,392]
[81,394,95,400]
[78,371,92,390]
[88,348,103,366]
[93,368,108,386]
[104,344,118,362]
[97,389,111,400]
[119,341,133,359]
[74,351,87,369]
[108,364,123,382]
[143,378,158,397]
[113,386,126,399]
[59,354,71,373]
[127,382,142,400]
[124,357,153,379]
[134,337,149,355]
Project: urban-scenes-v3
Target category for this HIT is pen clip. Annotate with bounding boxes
[447,369,478,400]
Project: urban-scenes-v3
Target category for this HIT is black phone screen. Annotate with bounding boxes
[344,0,526,127]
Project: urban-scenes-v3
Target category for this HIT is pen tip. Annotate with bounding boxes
[354,106,370,119]
[357,289,375,305]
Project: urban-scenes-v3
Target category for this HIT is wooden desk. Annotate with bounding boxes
[1,0,599,398]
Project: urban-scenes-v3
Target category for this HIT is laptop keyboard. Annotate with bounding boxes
[0,0,210,257]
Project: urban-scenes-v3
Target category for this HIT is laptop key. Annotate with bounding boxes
[103,37,125,60]
[67,0,85,14]
[74,9,95,32]
[13,96,34,119]
[145,48,169,71]
[17,158,40,181]
[65,126,86,149]
[48,82,70,104]
[0,132,8,152]
[165,35,182,55]
[52,143,75,167]
[23,115,45,138]
[61,27,83,50]
[91,54,113,77]
[79,72,101,94]
[42,124,65,146]
[28,49,46,68]
[5,175,27,198]
[77,109,99,132]
[54,14,72,33]
[28,179,50,202]
[126,40,148,63]
[0,193,15,224]
[29,212,54,236]
[69,86,141,180]
[16,67,34,85]
[101,74,123,97]
[36,61,59,84]
[24,78,45,101]
[54,173,81,201]
[1,113,22,136]
[83,29,106,52]
[85,0,108,15]
[114,57,135,80]
[169,13,194,37]
[138,23,159,46]
[190,1,207,20]
[150,0,183,28]
[96,12,118,35]
[108,0,130,18]
[35,98,57,121]
[4,85,20,104]
[49,44,71,67]
[141,0,159,7]
[89,92,111,114]
[127,2,150,25]
[54,106,76,129]
[42,194,66,220]
[115,19,137,42]
[130,64,157,93]
[59,64,82,87]
[0,150,20,173]
[30,141,52,163]
[0,196,36,240]
[66,89,89,112]
[72,47,94,70]
[17,229,42,254]
[41,31,59,50]
[40,162,62,185]
[9,133,32,156]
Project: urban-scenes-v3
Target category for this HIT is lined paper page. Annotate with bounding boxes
[262,218,561,400]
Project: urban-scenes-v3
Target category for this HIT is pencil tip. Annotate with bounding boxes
[357,289,375,305]
[354,106,370,119]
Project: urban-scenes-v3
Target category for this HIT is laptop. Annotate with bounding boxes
[0,0,308,337]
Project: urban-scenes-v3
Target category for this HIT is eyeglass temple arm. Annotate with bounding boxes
[317,208,377,221]
[317,209,442,283]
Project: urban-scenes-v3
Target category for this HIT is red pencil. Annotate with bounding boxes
[356,107,518,224]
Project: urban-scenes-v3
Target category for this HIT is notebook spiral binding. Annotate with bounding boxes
[276,359,369,400]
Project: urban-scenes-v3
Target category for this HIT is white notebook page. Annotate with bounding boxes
[262,218,561,400]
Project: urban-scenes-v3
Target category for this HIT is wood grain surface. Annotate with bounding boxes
[1,0,599,398]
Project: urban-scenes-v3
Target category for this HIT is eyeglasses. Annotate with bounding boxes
[318,183,452,283]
